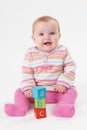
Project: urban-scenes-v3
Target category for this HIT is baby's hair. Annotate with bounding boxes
[32,16,60,34]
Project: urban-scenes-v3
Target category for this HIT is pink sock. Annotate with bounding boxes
[53,103,75,118]
[4,103,27,116]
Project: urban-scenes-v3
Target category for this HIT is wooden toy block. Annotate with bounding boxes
[34,108,47,119]
[32,86,46,99]
[34,98,46,108]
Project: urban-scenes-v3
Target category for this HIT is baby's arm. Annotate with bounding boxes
[21,49,36,92]
[56,48,76,89]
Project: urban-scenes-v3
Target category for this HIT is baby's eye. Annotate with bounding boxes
[50,32,55,35]
[39,33,44,36]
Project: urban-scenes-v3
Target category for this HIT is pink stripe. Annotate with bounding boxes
[22,66,30,69]
[64,61,74,66]
[22,86,34,89]
[22,78,34,82]
[26,50,66,55]
[36,79,57,82]
[33,65,62,69]
[57,50,66,52]
[26,52,39,55]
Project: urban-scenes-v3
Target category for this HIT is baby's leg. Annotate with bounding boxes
[46,91,58,103]
[53,88,77,117]
[4,88,30,116]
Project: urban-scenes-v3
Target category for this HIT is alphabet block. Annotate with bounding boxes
[34,98,46,108]
[32,86,46,99]
[34,108,47,119]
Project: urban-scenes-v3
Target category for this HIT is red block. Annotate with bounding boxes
[34,108,47,119]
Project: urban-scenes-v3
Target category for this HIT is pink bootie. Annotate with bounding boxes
[4,103,27,116]
[53,103,75,118]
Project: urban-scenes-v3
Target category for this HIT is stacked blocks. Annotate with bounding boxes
[32,86,47,119]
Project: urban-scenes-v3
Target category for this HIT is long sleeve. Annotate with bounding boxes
[21,49,36,91]
[57,48,76,88]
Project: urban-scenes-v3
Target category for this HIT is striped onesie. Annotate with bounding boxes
[21,45,76,91]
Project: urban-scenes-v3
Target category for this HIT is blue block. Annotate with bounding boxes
[32,86,46,99]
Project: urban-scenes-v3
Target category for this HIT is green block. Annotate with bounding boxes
[34,98,46,108]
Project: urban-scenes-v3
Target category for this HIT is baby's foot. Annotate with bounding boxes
[53,104,75,118]
[4,103,27,116]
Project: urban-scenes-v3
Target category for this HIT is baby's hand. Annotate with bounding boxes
[55,85,67,93]
[24,89,32,98]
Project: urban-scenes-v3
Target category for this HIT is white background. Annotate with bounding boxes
[0,0,87,129]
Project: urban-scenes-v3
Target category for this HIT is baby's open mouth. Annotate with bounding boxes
[43,42,52,45]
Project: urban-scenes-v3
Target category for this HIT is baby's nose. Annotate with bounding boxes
[44,34,50,40]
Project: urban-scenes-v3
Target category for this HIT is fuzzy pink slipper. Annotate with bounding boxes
[53,104,75,118]
[4,104,27,116]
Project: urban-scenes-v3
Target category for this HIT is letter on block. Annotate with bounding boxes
[32,86,46,99]
[34,108,47,119]
[34,98,46,108]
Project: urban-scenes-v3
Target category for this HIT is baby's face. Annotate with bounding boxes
[32,21,60,52]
